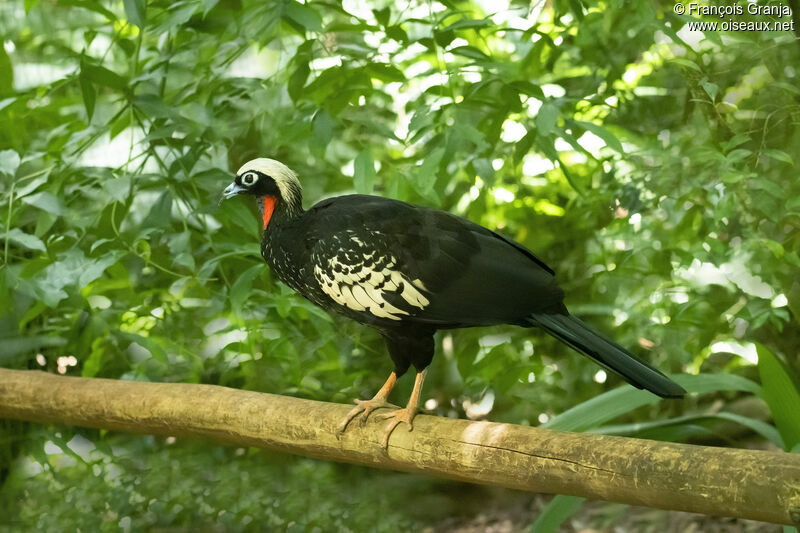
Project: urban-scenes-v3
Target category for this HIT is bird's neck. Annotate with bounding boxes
[257,195,304,231]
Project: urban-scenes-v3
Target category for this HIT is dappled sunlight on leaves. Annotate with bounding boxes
[1,0,798,529]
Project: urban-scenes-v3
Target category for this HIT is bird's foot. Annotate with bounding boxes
[376,406,418,449]
[335,398,399,438]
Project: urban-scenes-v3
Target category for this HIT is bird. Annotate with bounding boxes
[222,158,685,448]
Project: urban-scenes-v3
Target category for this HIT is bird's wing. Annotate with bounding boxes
[306,195,564,327]
[309,230,432,321]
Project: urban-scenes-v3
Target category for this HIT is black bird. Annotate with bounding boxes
[222,158,685,447]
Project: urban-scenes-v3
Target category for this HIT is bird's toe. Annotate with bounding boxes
[377,408,417,448]
[336,398,398,437]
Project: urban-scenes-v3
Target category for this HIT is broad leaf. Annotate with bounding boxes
[529,495,584,533]
[544,373,761,432]
[353,150,376,194]
[122,0,145,28]
[0,149,20,177]
[757,344,800,450]
[4,228,46,252]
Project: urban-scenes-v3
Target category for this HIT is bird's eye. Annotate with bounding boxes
[242,172,258,186]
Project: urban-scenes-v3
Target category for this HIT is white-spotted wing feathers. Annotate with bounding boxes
[312,232,429,320]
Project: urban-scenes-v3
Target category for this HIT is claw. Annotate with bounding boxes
[336,371,399,439]
[335,398,398,438]
[377,407,417,449]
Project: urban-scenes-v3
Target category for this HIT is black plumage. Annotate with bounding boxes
[223,158,685,447]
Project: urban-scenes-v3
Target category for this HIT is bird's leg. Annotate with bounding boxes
[335,371,400,438]
[377,369,427,449]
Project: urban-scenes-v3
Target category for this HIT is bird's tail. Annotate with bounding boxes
[527,313,685,399]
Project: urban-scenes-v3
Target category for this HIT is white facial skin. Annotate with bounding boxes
[240,171,259,186]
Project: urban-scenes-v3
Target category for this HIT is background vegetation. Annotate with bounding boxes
[1,0,799,530]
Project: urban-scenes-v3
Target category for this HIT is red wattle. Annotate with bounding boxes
[262,196,276,230]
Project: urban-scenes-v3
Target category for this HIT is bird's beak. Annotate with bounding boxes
[222,182,246,201]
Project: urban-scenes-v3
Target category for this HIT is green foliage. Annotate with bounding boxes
[542,373,762,433]
[1,0,799,530]
[3,434,422,532]
[529,494,584,533]
[757,344,800,451]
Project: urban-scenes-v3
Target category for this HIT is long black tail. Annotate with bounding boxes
[528,313,685,398]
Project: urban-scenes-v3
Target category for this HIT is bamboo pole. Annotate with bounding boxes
[0,368,798,525]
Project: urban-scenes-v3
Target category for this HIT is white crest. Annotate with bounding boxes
[237,158,302,205]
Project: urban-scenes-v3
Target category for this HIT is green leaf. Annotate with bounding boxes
[448,45,489,60]
[202,0,219,14]
[544,373,761,433]
[133,94,179,119]
[30,249,123,307]
[573,120,624,153]
[366,63,405,83]
[386,25,408,42]
[109,111,131,140]
[353,151,376,194]
[0,336,66,365]
[23,0,40,13]
[142,190,173,229]
[762,149,793,165]
[443,17,492,31]
[722,134,750,152]
[726,148,751,163]
[787,282,800,326]
[751,179,784,198]
[20,191,65,216]
[78,69,96,121]
[529,495,584,533]
[168,231,191,256]
[674,372,762,395]
[472,158,494,183]
[508,81,545,99]
[284,1,322,32]
[78,251,124,289]
[117,331,168,362]
[408,104,432,135]
[122,0,146,28]
[712,412,784,448]
[670,57,702,72]
[0,149,20,177]
[543,386,659,432]
[226,207,261,240]
[90,238,114,254]
[4,228,46,252]
[758,238,784,258]
[81,338,108,378]
[700,79,718,101]
[535,102,559,136]
[101,175,131,203]
[168,232,195,271]
[434,29,455,47]
[411,147,445,199]
[230,264,262,315]
[595,412,784,448]
[372,7,390,26]
[164,3,197,27]
[0,42,13,94]
[68,0,116,21]
[312,110,335,150]
[0,97,16,113]
[81,64,127,90]
[757,344,800,450]
[288,63,310,101]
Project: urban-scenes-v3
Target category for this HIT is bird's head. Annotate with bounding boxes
[222,158,303,229]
